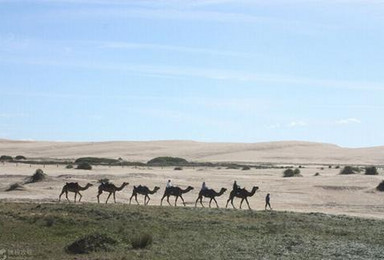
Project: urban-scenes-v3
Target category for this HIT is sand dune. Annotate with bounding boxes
[1,139,384,165]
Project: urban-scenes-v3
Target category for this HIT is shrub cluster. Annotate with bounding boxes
[340,166,359,175]
[283,168,302,177]
[77,162,92,170]
[365,166,378,175]
[147,157,189,166]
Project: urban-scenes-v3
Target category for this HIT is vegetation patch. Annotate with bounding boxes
[340,166,359,175]
[174,167,183,171]
[147,156,189,166]
[0,155,13,161]
[365,166,378,175]
[76,162,92,170]
[15,155,27,160]
[377,180,384,191]
[5,183,25,191]
[66,233,118,254]
[25,169,47,183]
[283,168,302,177]
[65,164,73,169]
[242,166,251,171]
[131,233,153,250]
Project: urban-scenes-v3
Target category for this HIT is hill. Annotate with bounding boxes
[1,139,384,165]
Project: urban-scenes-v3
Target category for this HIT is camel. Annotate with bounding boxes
[225,186,259,210]
[97,182,129,204]
[160,186,194,206]
[195,188,227,208]
[59,182,93,203]
[129,185,160,205]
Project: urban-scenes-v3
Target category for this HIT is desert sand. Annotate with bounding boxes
[0,140,383,219]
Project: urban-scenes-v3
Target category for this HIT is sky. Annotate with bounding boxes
[0,0,383,147]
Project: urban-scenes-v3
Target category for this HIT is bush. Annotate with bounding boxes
[131,233,153,249]
[174,167,183,171]
[314,172,320,176]
[25,169,47,183]
[0,155,13,162]
[147,157,188,166]
[6,183,25,191]
[340,166,358,175]
[75,157,119,165]
[65,233,117,254]
[76,162,92,170]
[377,181,384,192]
[65,164,73,169]
[365,167,378,175]
[15,155,26,160]
[283,168,302,177]
[242,166,251,171]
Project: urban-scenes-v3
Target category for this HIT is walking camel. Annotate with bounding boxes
[59,182,93,203]
[195,188,227,208]
[160,186,194,206]
[97,182,129,204]
[129,185,160,205]
[226,186,259,210]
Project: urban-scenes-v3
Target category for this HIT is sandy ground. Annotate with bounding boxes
[0,163,383,220]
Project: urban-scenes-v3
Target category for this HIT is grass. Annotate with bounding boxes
[0,203,383,259]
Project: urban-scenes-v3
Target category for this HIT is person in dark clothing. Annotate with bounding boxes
[233,181,241,192]
[265,193,272,210]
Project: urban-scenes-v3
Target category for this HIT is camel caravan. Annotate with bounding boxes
[58,179,261,210]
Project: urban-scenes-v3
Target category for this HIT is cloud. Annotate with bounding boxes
[288,121,307,127]
[1,57,384,91]
[336,118,361,125]
[98,41,249,58]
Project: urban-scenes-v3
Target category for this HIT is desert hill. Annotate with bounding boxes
[1,139,383,165]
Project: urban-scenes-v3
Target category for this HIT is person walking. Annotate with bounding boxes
[265,193,272,210]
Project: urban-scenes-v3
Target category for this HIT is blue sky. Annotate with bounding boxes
[0,0,383,147]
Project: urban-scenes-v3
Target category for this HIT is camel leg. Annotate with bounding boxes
[106,192,112,204]
[200,197,204,208]
[59,190,66,202]
[129,193,134,205]
[195,196,200,207]
[240,198,245,209]
[145,195,150,205]
[180,195,186,206]
[160,194,166,206]
[175,196,179,206]
[113,192,116,203]
[209,198,213,208]
[97,190,102,203]
[78,192,82,202]
[225,198,230,208]
[65,192,70,203]
[167,196,172,206]
[245,198,251,210]
[74,192,77,203]
[231,198,236,209]
[213,197,219,208]
[135,194,139,205]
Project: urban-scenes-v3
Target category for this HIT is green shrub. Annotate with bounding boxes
[15,155,27,160]
[131,233,153,249]
[365,167,378,175]
[0,155,13,161]
[25,169,47,183]
[65,233,117,254]
[147,157,188,166]
[77,162,92,170]
[314,172,320,176]
[377,181,384,191]
[6,183,25,191]
[65,164,73,169]
[174,167,183,171]
[283,168,302,177]
[340,166,358,175]
[242,166,251,171]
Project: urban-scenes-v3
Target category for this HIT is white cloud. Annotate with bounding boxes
[288,121,307,127]
[266,123,281,129]
[336,118,361,125]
